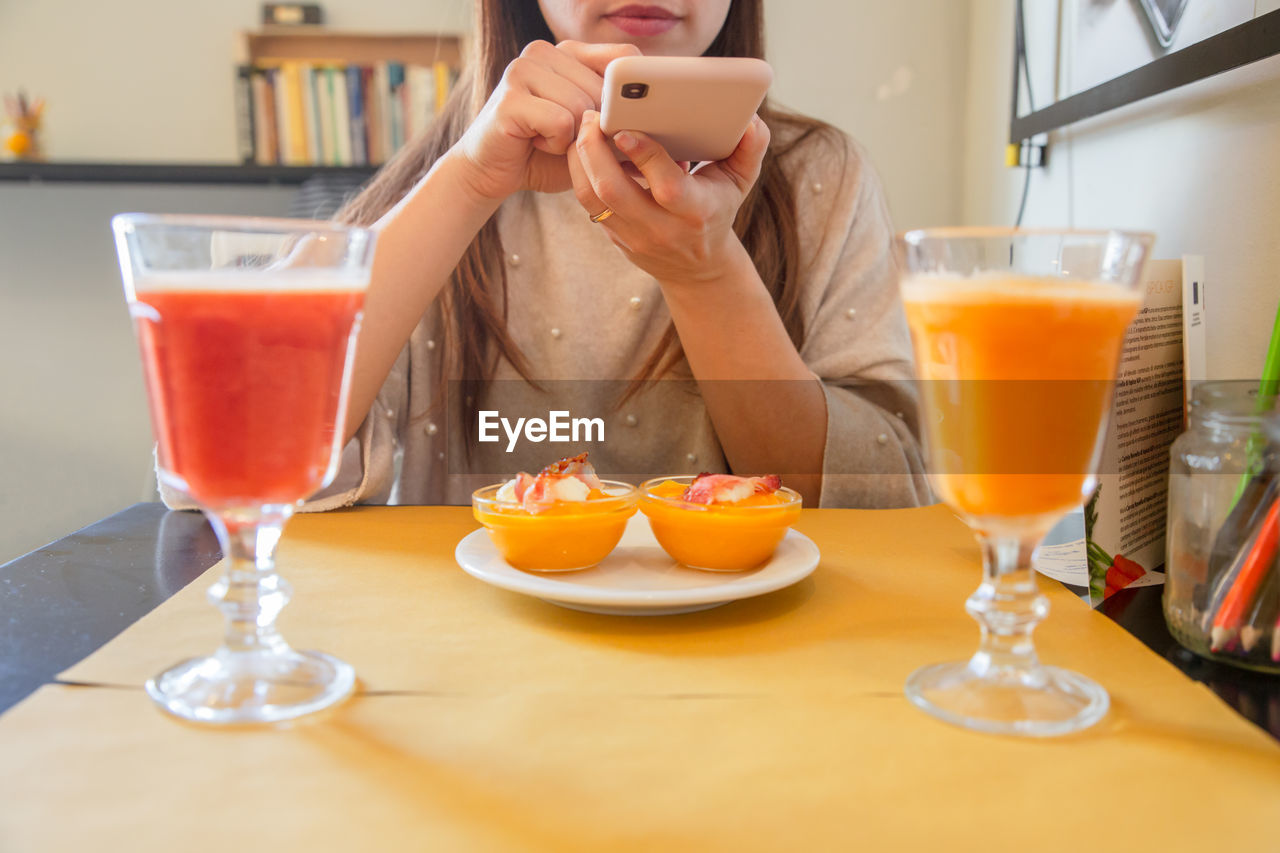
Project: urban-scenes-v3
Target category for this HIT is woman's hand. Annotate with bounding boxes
[566,109,771,285]
[449,40,640,202]
[568,109,825,501]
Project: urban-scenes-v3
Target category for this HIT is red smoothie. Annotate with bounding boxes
[133,285,363,506]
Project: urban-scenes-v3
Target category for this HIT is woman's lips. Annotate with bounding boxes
[604,5,681,37]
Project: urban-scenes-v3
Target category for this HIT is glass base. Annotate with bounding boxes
[905,660,1109,737]
[145,647,355,725]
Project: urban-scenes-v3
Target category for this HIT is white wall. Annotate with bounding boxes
[765,0,971,228]
[962,0,1280,381]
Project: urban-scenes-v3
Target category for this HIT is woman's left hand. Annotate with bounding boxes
[566,109,770,285]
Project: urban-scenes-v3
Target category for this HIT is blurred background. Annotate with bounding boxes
[1,0,1278,562]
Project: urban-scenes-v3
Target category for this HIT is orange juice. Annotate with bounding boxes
[901,275,1140,520]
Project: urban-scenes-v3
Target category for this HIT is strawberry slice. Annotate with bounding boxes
[536,452,604,490]
[506,453,605,513]
[512,472,536,503]
[681,473,782,505]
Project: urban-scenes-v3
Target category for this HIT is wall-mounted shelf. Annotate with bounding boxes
[0,161,376,185]
[236,28,463,68]
[1010,8,1280,143]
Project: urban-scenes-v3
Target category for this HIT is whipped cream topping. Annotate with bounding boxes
[496,475,591,505]
[710,480,757,504]
[495,479,519,504]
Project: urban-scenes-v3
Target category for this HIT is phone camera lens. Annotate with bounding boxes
[621,83,649,99]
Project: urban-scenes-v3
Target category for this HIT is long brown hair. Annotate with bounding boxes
[338,0,836,419]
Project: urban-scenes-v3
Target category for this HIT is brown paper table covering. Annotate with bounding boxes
[2,505,1277,850]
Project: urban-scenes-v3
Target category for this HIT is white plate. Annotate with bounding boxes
[454,515,819,615]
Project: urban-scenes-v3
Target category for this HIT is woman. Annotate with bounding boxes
[319,0,928,509]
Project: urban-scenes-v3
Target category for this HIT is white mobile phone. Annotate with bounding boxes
[600,56,773,163]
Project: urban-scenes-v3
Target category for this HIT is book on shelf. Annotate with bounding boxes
[233,58,458,167]
[250,68,278,166]
[315,66,334,165]
[281,62,309,165]
[388,61,406,156]
[234,66,256,164]
[333,66,353,166]
[300,63,319,165]
[1034,257,1207,607]
[347,65,367,166]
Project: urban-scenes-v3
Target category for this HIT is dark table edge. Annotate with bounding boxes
[0,503,220,712]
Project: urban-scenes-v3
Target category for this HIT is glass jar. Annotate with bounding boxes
[1164,381,1279,673]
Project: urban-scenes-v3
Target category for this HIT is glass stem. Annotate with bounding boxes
[205,506,294,656]
[965,531,1050,681]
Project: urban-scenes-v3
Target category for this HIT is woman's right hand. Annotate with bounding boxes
[449,40,641,201]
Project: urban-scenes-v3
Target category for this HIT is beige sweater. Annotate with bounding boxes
[294,127,932,511]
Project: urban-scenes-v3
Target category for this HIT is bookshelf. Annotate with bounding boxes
[234,28,465,168]
[0,30,465,184]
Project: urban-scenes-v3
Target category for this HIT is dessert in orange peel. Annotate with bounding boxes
[472,453,638,572]
[640,473,802,571]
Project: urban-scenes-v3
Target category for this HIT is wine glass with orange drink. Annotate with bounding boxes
[113,214,374,725]
[898,228,1153,736]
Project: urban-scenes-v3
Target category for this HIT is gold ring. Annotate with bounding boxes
[589,207,614,223]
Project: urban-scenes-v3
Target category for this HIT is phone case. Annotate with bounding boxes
[600,56,773,163]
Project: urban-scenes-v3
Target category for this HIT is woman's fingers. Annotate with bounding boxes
[513,40,641,113]
[555,40,642,78]
[612,130,691,212]
[574,110,657,220]
[500,92,577,155]
[718,115,771,192]
[519,66,596,133]
[565,138,608,218]
[503,40,644,149]
[514,40,603,111]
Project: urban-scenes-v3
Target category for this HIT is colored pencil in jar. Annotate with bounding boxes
[1240,563,1278,654]
[1209,497,1279,653]
[1202,476,1277,631]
